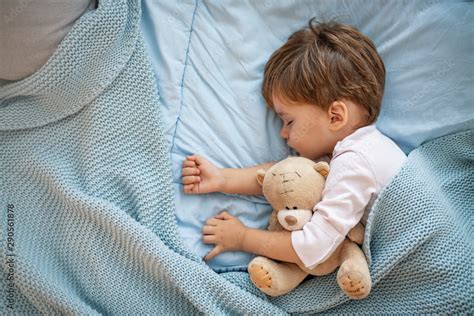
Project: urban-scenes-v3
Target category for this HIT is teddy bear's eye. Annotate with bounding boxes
[285,206,290,210]
[293,206,298,210]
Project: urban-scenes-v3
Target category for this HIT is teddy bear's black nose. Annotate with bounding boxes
[285,215,297,226]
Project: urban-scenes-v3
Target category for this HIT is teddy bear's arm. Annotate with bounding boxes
[268,210,285,231]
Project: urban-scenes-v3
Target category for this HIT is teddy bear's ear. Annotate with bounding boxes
[256,169,266,186]
[314,161,330,178]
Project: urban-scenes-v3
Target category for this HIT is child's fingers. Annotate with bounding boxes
[204,246,221,262]
[182,176,201,185]
[191,184,201,194]
[202,235,216,245]
[187,155,205,165]
[202,225,216,235]
[186,155,198,162]
[183,184,194,194]
[182,160,196,168]
[205,217,219,226]
[214,211,231,220]
[182,167,200,176]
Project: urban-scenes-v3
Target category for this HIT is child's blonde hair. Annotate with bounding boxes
[262,19,385,124]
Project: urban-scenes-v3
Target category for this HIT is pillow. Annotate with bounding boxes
[140,0,473,271]
[0,0,96,81]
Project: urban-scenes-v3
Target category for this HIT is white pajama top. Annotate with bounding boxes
[291,125,407,269]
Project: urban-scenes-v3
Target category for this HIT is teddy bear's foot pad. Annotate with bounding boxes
[248,262,273,289]
[248,256,307,296]
[337,264,372,300]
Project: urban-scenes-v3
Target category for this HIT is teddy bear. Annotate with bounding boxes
[247,156,371,299]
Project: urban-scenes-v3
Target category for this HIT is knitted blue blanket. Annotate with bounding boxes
[0,0,472,314]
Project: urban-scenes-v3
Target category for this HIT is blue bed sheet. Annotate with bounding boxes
[140,0,473,271]
[1,0,472,313]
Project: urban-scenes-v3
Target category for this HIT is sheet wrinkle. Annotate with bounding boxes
[2,0,461,312]
[169,0,199,160]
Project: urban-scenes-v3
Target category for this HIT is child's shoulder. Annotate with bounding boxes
[334,125,405,159]
[334,125,407,185]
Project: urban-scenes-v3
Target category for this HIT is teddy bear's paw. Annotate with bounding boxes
[338,272,368,299]
[248,261,273,290]
[337,263,371,300]
[248,257,308,297]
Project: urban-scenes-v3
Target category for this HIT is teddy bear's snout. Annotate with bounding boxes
[285,215,297,226]
[277,209,313,231]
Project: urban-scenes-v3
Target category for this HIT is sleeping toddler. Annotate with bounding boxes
[181,19,406,292]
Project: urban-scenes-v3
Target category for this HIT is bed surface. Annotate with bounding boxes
[140,0,473,271]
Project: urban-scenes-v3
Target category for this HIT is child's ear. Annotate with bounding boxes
[256,169,266,186]
[328,100,348,131]
[314,162,330,178]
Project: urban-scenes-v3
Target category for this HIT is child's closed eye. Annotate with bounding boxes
[286,120,293,126]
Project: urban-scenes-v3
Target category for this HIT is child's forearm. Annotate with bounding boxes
[241,228,303,265]
[221,162,275,195]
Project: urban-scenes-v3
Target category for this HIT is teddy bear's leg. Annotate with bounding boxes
[248,256,307,297]
[337,239,372,300]
[347,222,365,245]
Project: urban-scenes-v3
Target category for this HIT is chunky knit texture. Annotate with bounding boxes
[1,0,473,314]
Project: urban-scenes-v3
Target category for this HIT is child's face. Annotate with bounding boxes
[273,95,337,160]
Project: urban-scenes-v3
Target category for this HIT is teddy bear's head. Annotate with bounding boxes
[257,157,329,231]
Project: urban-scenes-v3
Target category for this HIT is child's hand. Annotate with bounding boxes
[202,211,247,261]
[181,155,226,194]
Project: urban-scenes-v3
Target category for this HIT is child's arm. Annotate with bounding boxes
[203,211,303,265]
[181,155,275,196]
